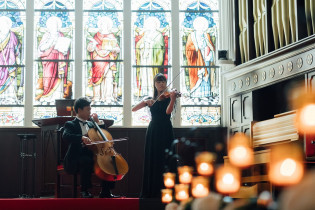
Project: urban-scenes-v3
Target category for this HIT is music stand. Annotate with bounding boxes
[55,99,75,117]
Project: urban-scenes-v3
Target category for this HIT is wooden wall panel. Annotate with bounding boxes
[0,127,227,198]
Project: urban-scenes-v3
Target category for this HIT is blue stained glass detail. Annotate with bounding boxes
[183,2,216,29]
[42,1,68,10]
[86,12,120,28]
[134,2,169,28]
[38,1,72,28]
[39,11,72,28]
[0,11,23,27]
[86,2,120,28]
[139,2,163,10]
[187,2,211,11]
[92,1,116,10]
[135,12,168,28]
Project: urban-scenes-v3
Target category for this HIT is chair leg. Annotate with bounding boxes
[55,173,61,198]
[73,174,77,198]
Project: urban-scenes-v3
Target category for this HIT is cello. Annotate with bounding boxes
[87,117,129,181]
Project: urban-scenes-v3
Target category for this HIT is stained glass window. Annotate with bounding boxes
[83,0,123,125]
[132,0,171,126]
[33,0,75,119]
[0,0,26,126]
[179,0,220,126]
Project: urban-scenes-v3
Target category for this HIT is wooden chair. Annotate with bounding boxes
[55,127,79,198]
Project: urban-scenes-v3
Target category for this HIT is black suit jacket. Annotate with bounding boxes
[62,118,105,174]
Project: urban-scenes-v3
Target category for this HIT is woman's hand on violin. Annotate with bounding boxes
[82,136,92,145]
[169,89,178,100]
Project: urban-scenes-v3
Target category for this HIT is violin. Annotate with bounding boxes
[158,89,182,100]
[87,117,129,181]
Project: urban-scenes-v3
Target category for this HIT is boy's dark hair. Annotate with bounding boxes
[74,97,91,113]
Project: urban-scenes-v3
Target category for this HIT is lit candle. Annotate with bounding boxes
[296,103,315,134]
[215,165,240,194]
[161,189,173,203]
[268,144,304,186]
[178,166,193,184]
[191,176,209,198]
[195,152,215,176]
[163,172,176,188]
[175,184,189,201]
[228,132,253,168]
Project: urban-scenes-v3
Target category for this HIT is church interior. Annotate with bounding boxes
[0,0,315,210]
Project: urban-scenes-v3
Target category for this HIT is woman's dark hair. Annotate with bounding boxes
[153,73,167,99]
[74,97,91,113]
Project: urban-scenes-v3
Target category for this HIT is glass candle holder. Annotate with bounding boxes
[163,172,176,188]
[191,176,209,198]
[296,103,315,134]
[228,132,253,168]
[161,189,173,203]
[195,152,215,176]
[215,164,240,194]
[178,166,193,184]
[175,184,189,201]
[269,144,304,186]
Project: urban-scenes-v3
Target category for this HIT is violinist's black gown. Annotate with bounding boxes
[140,98,174,198]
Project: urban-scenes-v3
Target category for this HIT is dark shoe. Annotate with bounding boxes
[81,191,93,198]
[99,192,121,198]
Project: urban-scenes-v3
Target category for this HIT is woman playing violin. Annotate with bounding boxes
[132,73,180,198]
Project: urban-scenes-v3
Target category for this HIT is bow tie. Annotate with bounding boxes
[78,120,88,126]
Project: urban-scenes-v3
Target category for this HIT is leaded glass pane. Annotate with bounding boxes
[132,0,171,126]
[34,1,74,107]
[0,16,25,105]
[179,0,218,11]
[92,106,123,126]
[180,0,220,125]
[0,107,24,126]
[83,0,123,126]
[0,0,25,9]
[34,61,74,106]
[33,106,57,119]
[181,106,220,126]
[131,0,170,11]
[84,0,122,10]
[0,0,25,126]
[35,0,74,10]
[84,61,123,105]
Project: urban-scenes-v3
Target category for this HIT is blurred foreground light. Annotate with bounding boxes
[228,132,253,168]
[269,144,304,186]
[175,184,189,201]
[215,165,240,194]
[195,152,215,176]
[178,166,193,184]
[191,176,209,198]
[161,189,173,203]
[296,103,315,134]
[163,172,176,188]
